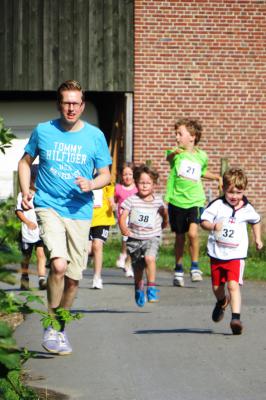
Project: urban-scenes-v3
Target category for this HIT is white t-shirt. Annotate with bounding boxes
[16,192,41,243]
[201,196,260,260]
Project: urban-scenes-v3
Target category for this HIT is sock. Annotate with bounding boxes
[190,261,199,271]
[147,282,156,287]
[231,313,240,320]
[21,273,29,279]
[175,264,183,272]
[38,276,46,281]
[135,280,144,291]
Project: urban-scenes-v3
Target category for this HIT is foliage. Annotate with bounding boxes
[0,116,16,155]
[38,307,83,331]
[0,197,21,247]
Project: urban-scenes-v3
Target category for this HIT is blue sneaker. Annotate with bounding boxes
[135,289,146,307]
[42,326,59,353]
[57,331,72,355]
[147,286,160,303]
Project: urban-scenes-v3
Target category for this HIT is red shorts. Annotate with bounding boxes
[210,258,245,286]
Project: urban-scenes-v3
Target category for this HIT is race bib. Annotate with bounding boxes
[93,189,103,208]
[214,218,241,248]
[130,208,157,229]
[177,159,201,182]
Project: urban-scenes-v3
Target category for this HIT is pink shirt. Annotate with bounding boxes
[115,183,138,220]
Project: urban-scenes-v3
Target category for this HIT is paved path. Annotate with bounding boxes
[4,268,266,400]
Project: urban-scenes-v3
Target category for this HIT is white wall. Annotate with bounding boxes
[0,100,98,199]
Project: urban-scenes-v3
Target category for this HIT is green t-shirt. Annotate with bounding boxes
[165,147,208,208]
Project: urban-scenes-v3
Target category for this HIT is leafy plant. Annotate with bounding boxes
[0,117,16,155]
[0,197,21,248]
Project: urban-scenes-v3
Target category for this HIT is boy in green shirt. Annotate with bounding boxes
[165,118,221,287]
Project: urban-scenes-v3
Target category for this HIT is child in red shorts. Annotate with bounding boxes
[201,168,263,335]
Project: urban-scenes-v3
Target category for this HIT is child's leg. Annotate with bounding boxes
[173,233,185,287]
[91,239,104,289]
[174,233,185,266]
[92,239,104,277]
[133,262,146,307]
[187,223,199,263]
[227,280,241,314]
[20,247,31,290]
[188,223,203,281]
[145,255,160,303]
[212,283,229,322]
[116,239,127,269]
[227,280,243,334]
[36,246,47,290]
[21,255,30,276]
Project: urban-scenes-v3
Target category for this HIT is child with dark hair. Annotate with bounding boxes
[114,162,137,277]
[16,164,47,290]
[119,164,168,307]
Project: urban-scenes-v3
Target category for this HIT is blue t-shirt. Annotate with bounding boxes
[24,119,112,220]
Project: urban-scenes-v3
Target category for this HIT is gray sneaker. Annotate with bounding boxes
[57,331,72,355]
[42,326,59,353]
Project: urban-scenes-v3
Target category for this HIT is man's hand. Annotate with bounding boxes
[75,176,95,192]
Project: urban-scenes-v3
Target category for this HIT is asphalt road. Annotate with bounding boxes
[6,267,266,400]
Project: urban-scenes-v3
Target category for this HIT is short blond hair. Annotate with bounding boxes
[223,168,248,191]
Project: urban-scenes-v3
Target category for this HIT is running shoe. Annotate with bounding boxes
[38,278,47,290]
[57,331,73,355]
[92,276,103,289]
[173,271,185,287]
[135,289,146,307]
[116,254,126,269]
[190,269,203,282]
[147,286,160,303]
[230,319,243,335]
[212,296,229,322]
[125,266,134,277]
[42,326,59,353]
[20,276,30,290]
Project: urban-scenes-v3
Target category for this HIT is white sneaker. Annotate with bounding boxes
[92,276,103,289]
[173,271,185,287]
[125,266,134,278]
[116,254,126,269]
[190,269,203,282]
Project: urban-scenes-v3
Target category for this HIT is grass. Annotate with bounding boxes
[103,234,266,281]
[1,235,265,281]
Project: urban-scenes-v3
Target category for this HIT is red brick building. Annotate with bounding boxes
[134,0,266,222]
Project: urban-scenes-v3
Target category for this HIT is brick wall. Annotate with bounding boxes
[134,0,266,225]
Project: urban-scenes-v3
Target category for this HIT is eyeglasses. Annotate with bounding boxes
[61,102,83,110]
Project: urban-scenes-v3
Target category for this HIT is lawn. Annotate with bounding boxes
[103,233,266,281]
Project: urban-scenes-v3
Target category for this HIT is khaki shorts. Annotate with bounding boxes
[36,208,91,281]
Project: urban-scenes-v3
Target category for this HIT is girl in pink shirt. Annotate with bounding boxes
[115,163,138,276]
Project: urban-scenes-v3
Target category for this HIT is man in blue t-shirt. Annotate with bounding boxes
[18,80,112,355]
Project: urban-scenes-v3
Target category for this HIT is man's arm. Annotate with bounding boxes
[18,153,35,209]
[75,166,111,192]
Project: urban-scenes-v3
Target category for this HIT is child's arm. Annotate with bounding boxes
[119,209,132,237]
[108,196,116,212]
[200,219,222,232]
[16,210,37,230]
[251,222,263,250]
[166,148,182,163]
[203,170,223,191]
[159,206,168,229]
